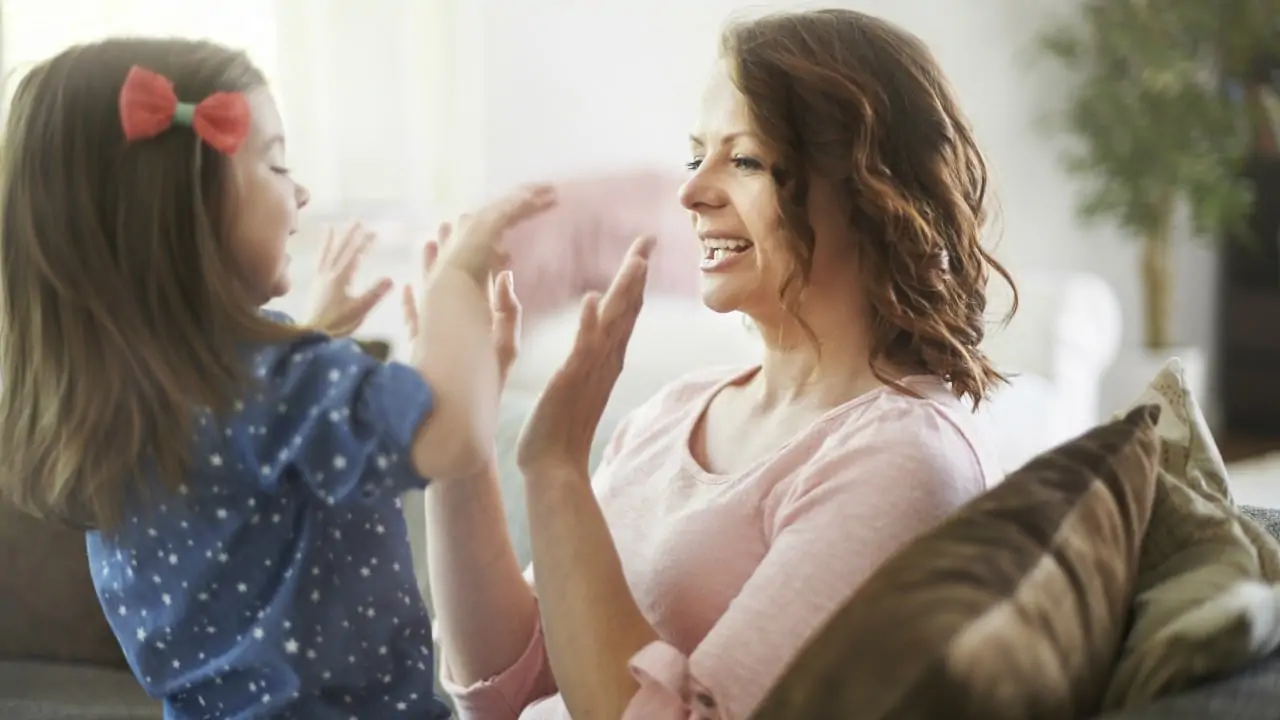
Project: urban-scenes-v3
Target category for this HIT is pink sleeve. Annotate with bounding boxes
[621,407,985,719]
[439,607,558,719]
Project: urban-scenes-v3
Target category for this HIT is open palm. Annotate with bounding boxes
[308,224,393,337]
[402,221,522,386]
[516,236,653,477]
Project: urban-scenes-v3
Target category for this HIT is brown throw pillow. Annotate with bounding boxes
[0,503,127,666]
[750,405,1163,720]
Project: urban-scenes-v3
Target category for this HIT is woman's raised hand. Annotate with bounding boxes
[515,236,655,477]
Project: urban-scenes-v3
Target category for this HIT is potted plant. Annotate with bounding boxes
[1039,1,1277,396]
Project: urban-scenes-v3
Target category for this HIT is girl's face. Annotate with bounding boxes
[225,88,310,305]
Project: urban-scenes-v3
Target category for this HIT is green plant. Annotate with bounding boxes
[1039,0,1278,349]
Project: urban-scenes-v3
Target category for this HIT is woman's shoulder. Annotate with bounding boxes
[817,376,997,488]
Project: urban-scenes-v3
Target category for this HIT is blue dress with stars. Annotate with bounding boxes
[86,320,451,719]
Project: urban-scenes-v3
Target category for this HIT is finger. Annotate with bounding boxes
[401,285,419,338]
[423,240,440,273]
[492,271,521,322]
[488,183,557,227]
[492,272,522,371]
[574,292,601,350]
[317,226,336,268]
[599,237,653,326]
[335,228,374,278]
[437,221,454,246]
[351,277,394,317]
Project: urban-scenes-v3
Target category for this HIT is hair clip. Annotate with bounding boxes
[119,65,250,155]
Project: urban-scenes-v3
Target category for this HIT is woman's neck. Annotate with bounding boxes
[747,298,889,412]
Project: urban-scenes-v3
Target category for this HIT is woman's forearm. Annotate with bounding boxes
[425,461,538,686]
[525,465,658,720]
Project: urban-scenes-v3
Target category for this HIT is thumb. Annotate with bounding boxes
[401,284,418,337]
[492,271,521,319]
[353,277,394,317]
[493,271,521,368]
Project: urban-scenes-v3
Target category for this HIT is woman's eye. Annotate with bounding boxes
[732,155,764,171]
[270,166,292,176]
[685,158,703,171]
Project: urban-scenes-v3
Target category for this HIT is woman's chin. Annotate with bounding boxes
[699,284,746,315]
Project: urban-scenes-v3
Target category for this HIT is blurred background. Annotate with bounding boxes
[1,0,1278,462]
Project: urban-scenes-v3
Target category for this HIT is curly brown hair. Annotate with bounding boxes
[720,9,1016,408]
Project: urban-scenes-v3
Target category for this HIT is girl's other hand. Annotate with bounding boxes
[308,223,393,337]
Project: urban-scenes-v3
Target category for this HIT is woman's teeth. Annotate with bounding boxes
[702,239,753,261]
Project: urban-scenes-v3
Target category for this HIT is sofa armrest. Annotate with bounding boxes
[983,271,1122,438]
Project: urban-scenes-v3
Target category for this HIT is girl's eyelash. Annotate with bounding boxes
[271,166,292,175]
[685,158,703,171]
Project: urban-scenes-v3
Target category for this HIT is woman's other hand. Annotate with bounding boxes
[402,223,523,387]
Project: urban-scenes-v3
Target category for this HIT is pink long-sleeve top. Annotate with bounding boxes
[441,367,998,719]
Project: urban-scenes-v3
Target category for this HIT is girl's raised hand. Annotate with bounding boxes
[308,223,393,337]
[402,222,523,387]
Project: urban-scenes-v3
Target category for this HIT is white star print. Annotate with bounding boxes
[284,639,299,655]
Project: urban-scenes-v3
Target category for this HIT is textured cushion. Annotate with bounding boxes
[750,405,1163,720]
[1102,360,1280,710]
[0,504,125,667]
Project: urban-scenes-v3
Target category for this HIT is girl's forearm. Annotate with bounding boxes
[409,268,497,479]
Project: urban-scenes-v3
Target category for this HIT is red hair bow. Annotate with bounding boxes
[118,65,251,156]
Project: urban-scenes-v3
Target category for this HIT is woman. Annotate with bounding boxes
[426,9,1014,719]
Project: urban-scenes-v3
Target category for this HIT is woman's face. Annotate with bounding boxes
[679,60,790,321]
[680,60,859,329]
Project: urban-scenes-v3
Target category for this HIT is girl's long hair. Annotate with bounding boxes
[0,38,299,530]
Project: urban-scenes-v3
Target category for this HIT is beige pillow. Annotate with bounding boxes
[751,405,1163,720]
[1102,359,1280,710]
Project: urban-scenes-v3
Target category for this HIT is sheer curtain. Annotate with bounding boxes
[1,0,473,337]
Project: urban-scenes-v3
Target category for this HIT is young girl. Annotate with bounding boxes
[0,38,552,718]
